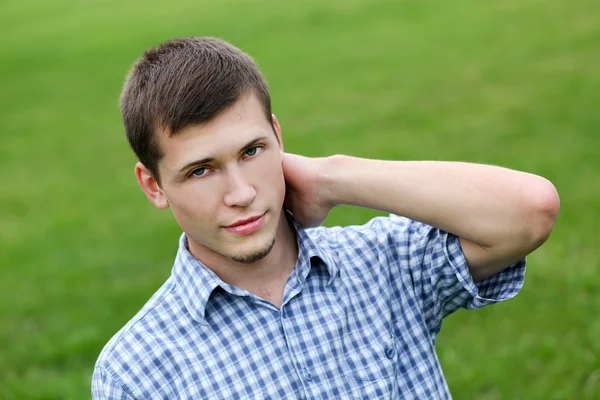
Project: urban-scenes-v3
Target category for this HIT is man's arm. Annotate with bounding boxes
[92,365,136,400]
[282,154,560,282]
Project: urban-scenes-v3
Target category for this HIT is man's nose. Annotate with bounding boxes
[223,166,256,208]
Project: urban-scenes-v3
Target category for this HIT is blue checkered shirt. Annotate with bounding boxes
[92,214,525,399]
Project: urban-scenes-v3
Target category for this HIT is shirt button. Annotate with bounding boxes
[385,346,395,359]
[305,372,313,382]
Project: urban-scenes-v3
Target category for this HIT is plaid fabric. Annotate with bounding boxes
[92,213,525,399]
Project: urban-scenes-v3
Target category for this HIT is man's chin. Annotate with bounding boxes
[229,239,276,264]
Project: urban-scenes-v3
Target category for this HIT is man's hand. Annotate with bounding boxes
[282,153,334,227]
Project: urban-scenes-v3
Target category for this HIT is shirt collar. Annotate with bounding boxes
[285,211,338,287]
[171,210,337,324]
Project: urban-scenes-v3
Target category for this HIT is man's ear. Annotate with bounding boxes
[272,114,284,155]
[135,162,169,209]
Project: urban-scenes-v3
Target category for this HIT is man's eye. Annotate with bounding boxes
[191,167,206,177]
[245,146,262,157]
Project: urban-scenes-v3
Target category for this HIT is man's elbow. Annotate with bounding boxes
[525,178,560,249]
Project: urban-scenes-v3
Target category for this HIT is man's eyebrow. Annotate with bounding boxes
[241,136,269,151]
[178,156,216,174]
[178,136,269,174]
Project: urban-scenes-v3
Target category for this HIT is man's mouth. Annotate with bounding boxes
[223,212,267,235]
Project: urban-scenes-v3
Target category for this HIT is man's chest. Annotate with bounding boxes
[132,271,448,399]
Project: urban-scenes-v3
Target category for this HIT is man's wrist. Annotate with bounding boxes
[319,154,350,208]
[319,155,397,214]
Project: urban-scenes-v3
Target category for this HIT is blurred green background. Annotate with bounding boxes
[1,0,599,398]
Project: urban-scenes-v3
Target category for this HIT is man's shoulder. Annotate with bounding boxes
[302,215,419,278]
[305,214,415,244]
[94,276,185,371]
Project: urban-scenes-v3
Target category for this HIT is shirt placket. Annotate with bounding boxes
[279,269,315,399]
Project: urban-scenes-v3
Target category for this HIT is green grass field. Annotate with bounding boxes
[1,0,599,398]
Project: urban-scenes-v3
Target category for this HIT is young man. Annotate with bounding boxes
[92,37,560,399]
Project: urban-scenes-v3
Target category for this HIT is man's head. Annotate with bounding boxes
[121,37,286,265]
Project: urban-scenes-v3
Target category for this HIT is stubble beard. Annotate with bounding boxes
[230,237,276,264]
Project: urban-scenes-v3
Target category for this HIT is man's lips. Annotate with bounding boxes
[223,213,267,235]
[225,213,264,227]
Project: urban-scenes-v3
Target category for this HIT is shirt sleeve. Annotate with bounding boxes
[386,214,526,336]
[92,364,136,400]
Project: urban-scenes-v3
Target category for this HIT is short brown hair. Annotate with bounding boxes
[120,36,273,182]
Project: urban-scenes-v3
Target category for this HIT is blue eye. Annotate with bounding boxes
[245,147,259,157]
[191,168,206,177]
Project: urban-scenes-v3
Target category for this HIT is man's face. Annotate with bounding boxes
[153,93,285,264]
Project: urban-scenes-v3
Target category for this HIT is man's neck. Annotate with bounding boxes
[189,211,299,308]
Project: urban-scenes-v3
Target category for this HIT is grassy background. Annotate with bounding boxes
[1,0,599,398]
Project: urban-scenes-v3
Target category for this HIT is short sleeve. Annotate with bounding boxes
[92,364,136,400]
[386,215,526,336]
